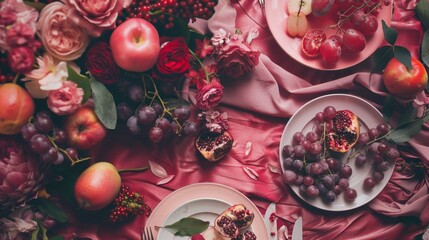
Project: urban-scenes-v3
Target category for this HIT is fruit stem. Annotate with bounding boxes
[117,166,149,174]
[47,135,91,165]
[331,0,382,32]
[12,73,19,84]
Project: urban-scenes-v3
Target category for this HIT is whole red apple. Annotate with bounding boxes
[74,162,121,211]
[383,57,428,99]
[110,18,160,72]
[64,107,107,150]
[0,83,35,135]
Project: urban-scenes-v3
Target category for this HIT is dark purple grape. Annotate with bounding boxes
[149,127,164,143]
[369,142,380,155]
[332,185,342,195]
[292,132,305,145]
[377,161,389,172]
[65,147,78,160]
[377,123,390,136]
[292,159,304,171]
[326,158,340,171]
[295,175,304,185]
[35,112,54,133]
[363,177,376,189]
[117,102,133,121]
[306,185,320,198]
[170,121,180,135]
[53,128,67,145]
[40,147,59,163]
[323,190,336,203]
[384,148,399,161]
[308,141,322,155]
[344,187,357,201]
[282,145,294,157]
[21,122,38,142]
[372,171,384,182]
[322,175,334,187]
[299,184,307,195]
[282,157,294,170]
[173,105,191,122]
[152,102,163,116]
[156,117,171,131]
[306,131,319,143]
[355,153,367,166]
[303,176,314,186]
[52,152,65,165]
[358,132,369,145]
[338,178,349,189]
[293,145,305,159]
[315,112,324,122]
[317,182,329,195]
[183,121,199,136]
[30,134,51,154]
[136,105,157,125]
[126,116,142,135]
[377,142,389,154]
[310,162,323,175]
[128,85,145,103]
[368,128,379,140]
[300,139,311,151]
[282,170,297,184]
[339,164,352,178]
[322,106,336,121]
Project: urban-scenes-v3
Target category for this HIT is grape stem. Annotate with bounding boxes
[46,135,91,166]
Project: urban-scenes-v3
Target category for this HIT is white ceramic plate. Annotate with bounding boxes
[145,183,269,239]
[265,0,393,70]
[279,94,394,211]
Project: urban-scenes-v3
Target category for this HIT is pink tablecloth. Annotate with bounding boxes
[56,0,429,239]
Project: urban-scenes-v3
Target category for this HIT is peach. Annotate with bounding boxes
[74,162,121,211]
[0,83,35,135]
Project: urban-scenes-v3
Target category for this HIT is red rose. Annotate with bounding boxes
[153,37,190,81]
[8,46,34,73]
[195,78,224,110]
[85,41,120,85]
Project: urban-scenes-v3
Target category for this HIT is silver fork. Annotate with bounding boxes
[141,227,154,240]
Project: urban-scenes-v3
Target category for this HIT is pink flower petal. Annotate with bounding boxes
[148,160,168,178]
[157,175,175,185]
[245,142,252,156]
[243,166,259,180]
[267,163,281,174]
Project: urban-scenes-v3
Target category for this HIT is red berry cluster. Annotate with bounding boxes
[0,53,15,84]
[109,185,151,223]
[117,0,218,30]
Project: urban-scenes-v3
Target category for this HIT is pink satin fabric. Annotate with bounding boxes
[55,0,429,239]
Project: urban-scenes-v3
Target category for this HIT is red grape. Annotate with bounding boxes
[343,28,366,52]
[320,37,342,65]
[344,187,357,201]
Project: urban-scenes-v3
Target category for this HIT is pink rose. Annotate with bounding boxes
[216,34,260,79]
[8,46,34,73]
[195,78,224,110]
[47,80,83,115]
[6,23,40,51]
[37,2,89,61]
[64,0,132,37]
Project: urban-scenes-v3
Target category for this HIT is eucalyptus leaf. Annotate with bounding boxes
[90,76,117,130]
[67,65,91,103]
[422,30,429,68]
[394,46,412,69]
[24,2,46,11]
[381,94,396,122]
[49,237,65,240]
[38,220,49,240]
[416,0,429,29]
[164,217,210,236]
[164,98,189,111]
[382,20,397,46]
[371,46,394,72]
[31,198,68,223]
[385,118,424,143]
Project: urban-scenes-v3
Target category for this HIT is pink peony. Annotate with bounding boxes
[195,78,224,110]
[37,2,89,61]
[7,46,34,73]
[64,0,132,37]
[47,80,84,115]
[216,33,260,79]
[0,206,37,240]
[6,23,38,49]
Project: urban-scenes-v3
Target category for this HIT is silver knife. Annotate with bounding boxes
[263,203,277,240]
[291,216,303,240]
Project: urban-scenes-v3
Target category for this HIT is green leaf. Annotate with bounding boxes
[31,198,68,223]
[381,94,396,122]
[38,221,49,240]
[371,45,394,72]
[31,226,40,240]
[163,217,210,236]
[422,30,429,68]
[385,113,429,143]
[394,46,412,69]
[157,15,190,43]
[90,76,117,130]
[398,103,417,125]
[49,236,65,240]
[382,20,397,46]
[416,0,429,29]
[67,65,92,103]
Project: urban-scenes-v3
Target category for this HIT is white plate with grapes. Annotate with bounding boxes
[279,94,397,211]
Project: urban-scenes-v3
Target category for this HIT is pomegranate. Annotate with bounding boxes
[214,204,255,239]
[326,110,360,152]
[195,131,233,161]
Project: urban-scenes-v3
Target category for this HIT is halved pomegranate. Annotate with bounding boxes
[326,110,360,152]
[195,131,233,162]
[214,204,255,238]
